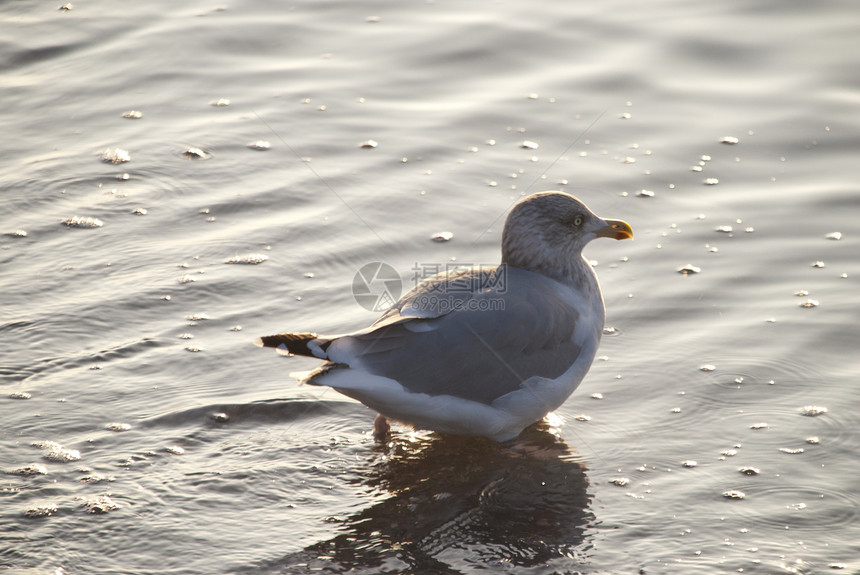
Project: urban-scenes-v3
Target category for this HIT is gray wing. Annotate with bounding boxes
[340,266,583,404]
[371,266,508,328]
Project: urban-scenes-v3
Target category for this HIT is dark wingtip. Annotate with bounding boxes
[255,332,319,357]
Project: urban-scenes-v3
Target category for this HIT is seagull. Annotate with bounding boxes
[255,191,633,441]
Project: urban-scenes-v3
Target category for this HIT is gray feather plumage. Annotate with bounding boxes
[339,265,582,404]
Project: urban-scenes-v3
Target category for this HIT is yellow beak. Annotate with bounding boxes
[596,219,633,241]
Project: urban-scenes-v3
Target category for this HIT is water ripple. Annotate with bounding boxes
[250,427,593,573]
[743,485,859,531]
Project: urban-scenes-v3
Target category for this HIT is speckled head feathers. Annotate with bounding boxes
[501,191,632,282]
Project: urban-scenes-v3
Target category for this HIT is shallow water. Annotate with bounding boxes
[2,0,859,573]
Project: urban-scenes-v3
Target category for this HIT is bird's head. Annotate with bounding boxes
[501,191,633,280]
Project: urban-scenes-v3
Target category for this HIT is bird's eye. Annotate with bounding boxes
[573,215,584,226]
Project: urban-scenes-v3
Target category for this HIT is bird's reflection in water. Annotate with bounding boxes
[262,421,593,574]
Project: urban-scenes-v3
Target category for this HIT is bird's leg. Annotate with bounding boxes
[373,413,390,440]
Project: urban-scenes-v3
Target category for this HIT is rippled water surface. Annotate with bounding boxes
[2,0,859,573]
